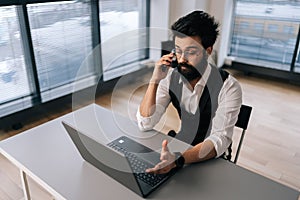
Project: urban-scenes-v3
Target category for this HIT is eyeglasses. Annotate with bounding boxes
[174,48,202,60]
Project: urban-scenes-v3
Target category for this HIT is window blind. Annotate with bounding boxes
[0,6,33,117]
[99,0,148,81]
[229,0,300,71]
[27,1,96,102]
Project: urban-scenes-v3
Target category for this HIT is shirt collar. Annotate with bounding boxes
[178,64,211,89]
[196,63,211,88]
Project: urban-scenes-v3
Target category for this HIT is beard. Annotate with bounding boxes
[177,58,208,82]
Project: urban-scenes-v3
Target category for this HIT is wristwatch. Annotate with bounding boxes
[174,152,185,169]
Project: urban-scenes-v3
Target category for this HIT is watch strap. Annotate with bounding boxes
[174,152,185,169]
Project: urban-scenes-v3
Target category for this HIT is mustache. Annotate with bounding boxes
[177,62,201,81]
[178,63,194,70]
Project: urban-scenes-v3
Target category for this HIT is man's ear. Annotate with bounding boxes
[206,47,213,55]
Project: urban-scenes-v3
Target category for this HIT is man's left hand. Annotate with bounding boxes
[145,140,176,174]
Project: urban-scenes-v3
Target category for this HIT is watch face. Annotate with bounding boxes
[175,152,185,168]
[178,156,185,167]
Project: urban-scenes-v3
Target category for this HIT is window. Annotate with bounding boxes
[99,0,149,81]
[229,0,300,71]
[0,0,150,118]
[294,37,300,73]
[267,24,278,33]
[0,6,33,117]
[283,25,294,34]
[239,21,249,30]
[27,1,96,102]
[254,23,263,32]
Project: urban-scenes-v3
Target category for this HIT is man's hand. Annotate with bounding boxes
[145,140,176,174]
[150,53,174,83]
[139,52,175,117]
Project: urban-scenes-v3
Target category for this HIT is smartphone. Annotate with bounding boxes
[161,49,178,72]
[171,49,178,68]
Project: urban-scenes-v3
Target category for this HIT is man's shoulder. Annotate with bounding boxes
[218,68,229,82]
[222,74,242,96]
[210,65,240,86]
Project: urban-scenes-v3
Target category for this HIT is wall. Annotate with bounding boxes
[150,0,233,67]
[209,0,234,67]
[149,0,171,60]
[168,0,209,26]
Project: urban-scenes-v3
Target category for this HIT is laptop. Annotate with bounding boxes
[62,121,177,198]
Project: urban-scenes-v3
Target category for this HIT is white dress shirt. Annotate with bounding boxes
[136,64,243,157]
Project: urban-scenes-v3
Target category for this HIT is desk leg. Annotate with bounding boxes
[20,170,31,200]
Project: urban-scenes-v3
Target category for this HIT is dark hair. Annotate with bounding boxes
[171,10,219,49]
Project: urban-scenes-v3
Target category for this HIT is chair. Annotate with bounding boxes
[223,104,252,164]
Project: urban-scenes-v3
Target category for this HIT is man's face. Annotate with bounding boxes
[174,36,208,81]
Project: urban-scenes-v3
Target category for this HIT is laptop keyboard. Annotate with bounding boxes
[107,142,167,187]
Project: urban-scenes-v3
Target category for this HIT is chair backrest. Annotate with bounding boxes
[223,104,252,163]
[235,105,252,130]
[233,104,252,163]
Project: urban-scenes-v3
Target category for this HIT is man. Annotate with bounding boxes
[136,11,242,174]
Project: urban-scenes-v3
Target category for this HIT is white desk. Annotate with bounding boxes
[0,104,299,199]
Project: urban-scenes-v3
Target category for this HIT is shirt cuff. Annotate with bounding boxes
[205,134,231,158]
[136,108,155,131]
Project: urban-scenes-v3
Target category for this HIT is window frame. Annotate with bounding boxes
[228,0,300,71]
[0,0,150,117]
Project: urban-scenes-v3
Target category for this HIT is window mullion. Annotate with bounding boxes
[17,4,42,105]
[91,0,102,79]
[290,24,300,72]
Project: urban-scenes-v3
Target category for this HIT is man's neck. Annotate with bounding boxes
[188,64,207,90]
[188,76,201,91]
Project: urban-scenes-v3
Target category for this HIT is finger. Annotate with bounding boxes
[160,61,171,68]
[160,140,169,160]
[162,140,169,152]
[146,167,164,174]
[160,151,168,161]
[145,167,155,173]
[157,160,169,171]
[163,54,173,60]
[159,167,171,174]
[146,168,162,174]
[145,164,162,174]
[160,55,173,64]
[146,164,171,174]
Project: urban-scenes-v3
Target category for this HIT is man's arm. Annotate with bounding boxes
[137,53,176,131]
[139,53,174,117]
[146,140,216,174]
[139,82,159,117]
[183,140,216,164]
[146,76,242,174]
[206,76,243,157]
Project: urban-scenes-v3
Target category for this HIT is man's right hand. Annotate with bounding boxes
[139,52,174,117]
[150,53,174,83]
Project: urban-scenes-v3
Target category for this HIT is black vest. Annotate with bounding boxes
[168,66,229,146]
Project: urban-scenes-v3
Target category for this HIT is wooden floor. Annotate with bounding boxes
[0,69,300,199]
